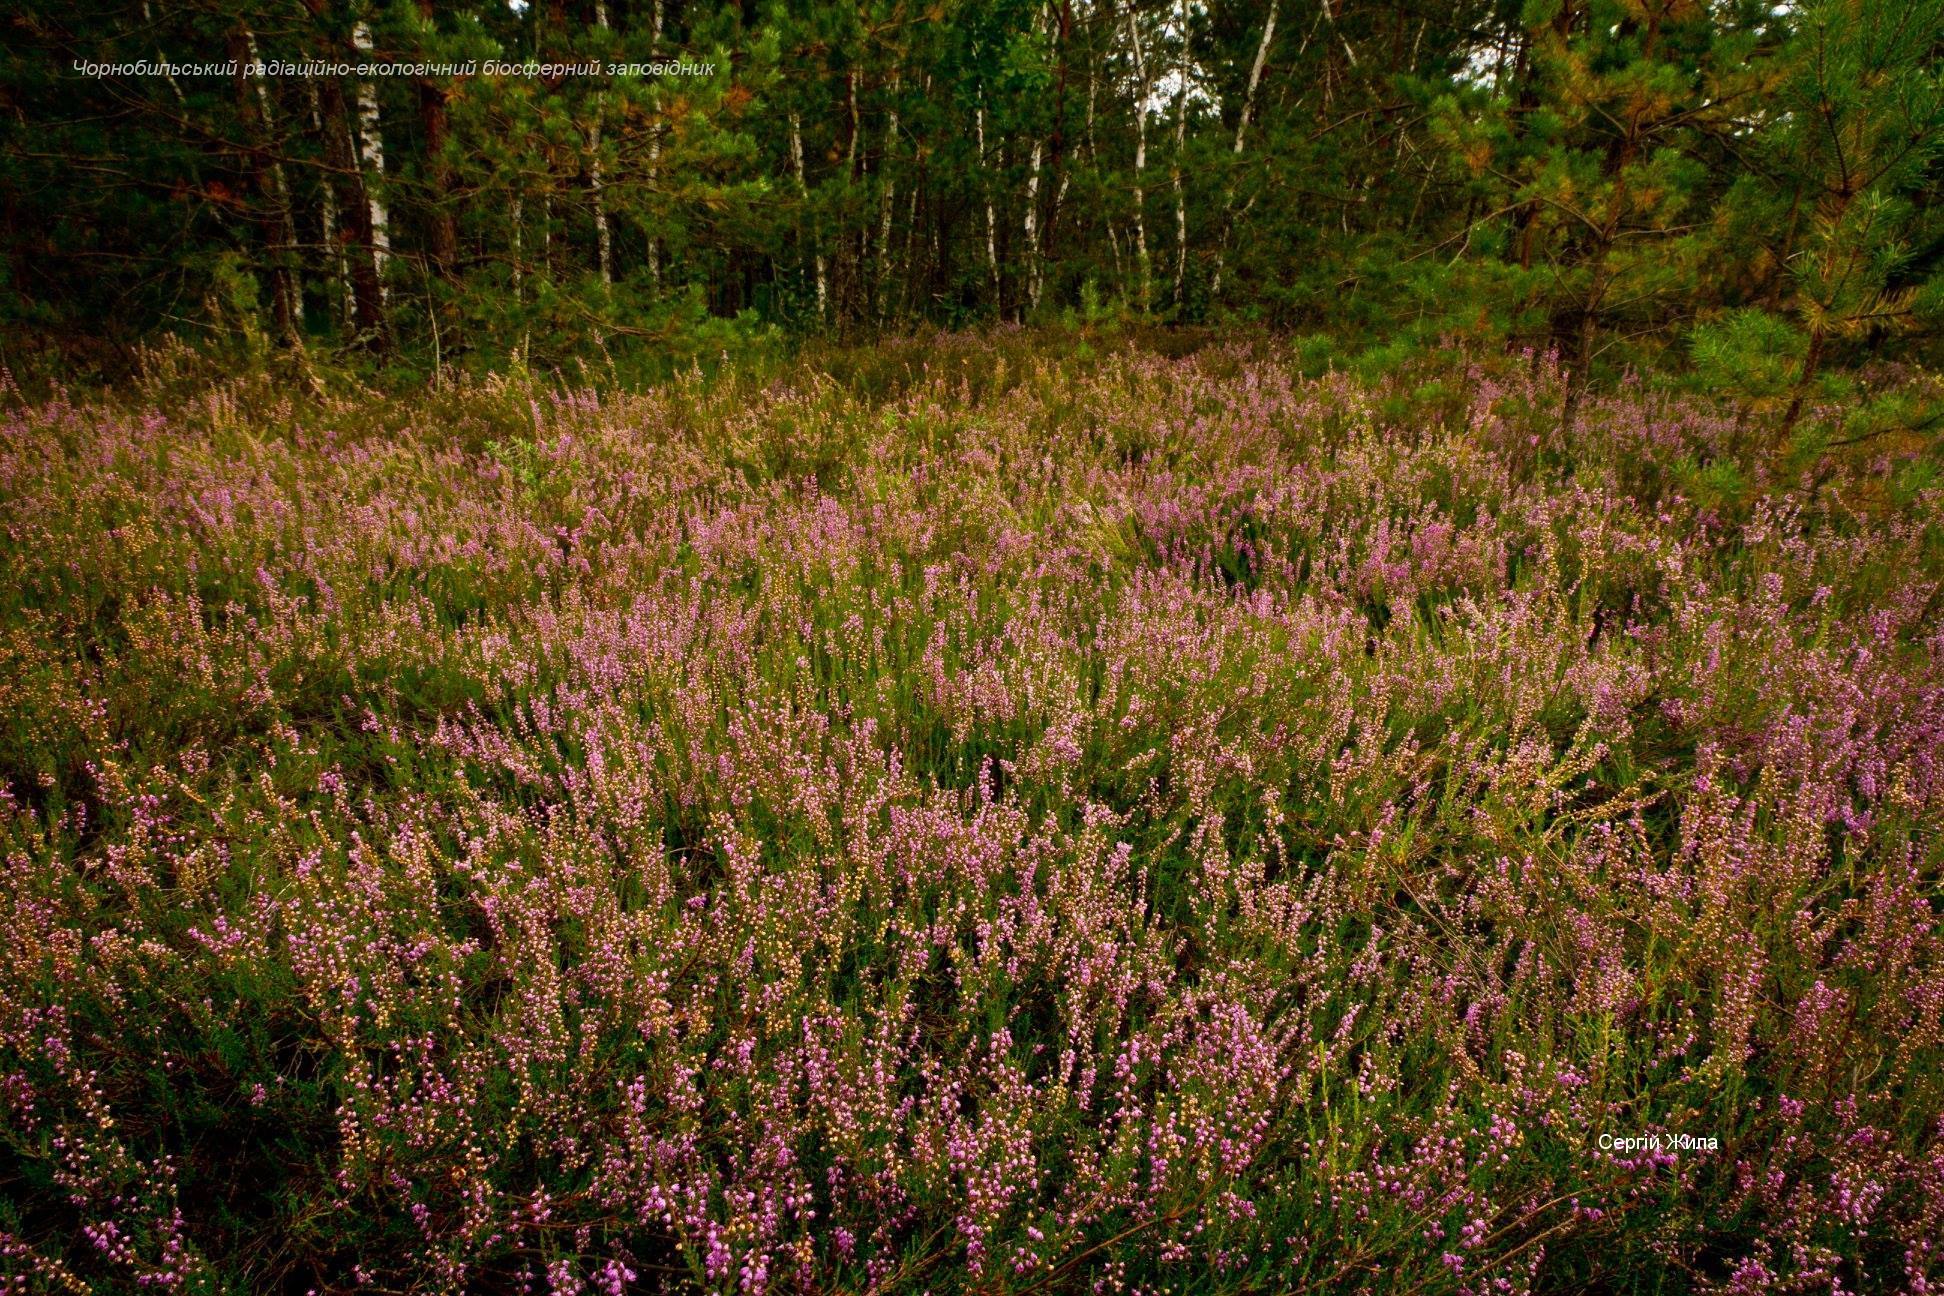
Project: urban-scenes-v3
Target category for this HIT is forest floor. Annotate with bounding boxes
[2,335,1942,1293]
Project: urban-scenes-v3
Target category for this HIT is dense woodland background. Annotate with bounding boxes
[3,0,1943,411]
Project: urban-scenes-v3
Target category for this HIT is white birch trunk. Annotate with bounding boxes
[590,123,611,287]
[1320,0,1358,67]
[1020,7,1052,316]
[1052,170,1070,246]
[876,75,900,323]
[1018,142,1049,314]
[246,30,302,330]
[591,1,612,287]
[1211,0,1277,300]
[847,71,859,173]
[349,21,389,299]
[978,98,1001,300]
[790,112,827,320]
[1234,1,1277,159]
[1085,43,1123,293]
[143,2,186,106]
[1170,0,1189,309]
[841,69,858,315]
[647,0,664,290]
[1024,141,1044,313]
[1126,12,1151,314]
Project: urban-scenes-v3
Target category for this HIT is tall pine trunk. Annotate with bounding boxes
[416,3,457,279]
[1781,326,1827,433]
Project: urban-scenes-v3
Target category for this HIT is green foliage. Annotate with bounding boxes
[1688,308,1803,410]
[0,0,1939,395]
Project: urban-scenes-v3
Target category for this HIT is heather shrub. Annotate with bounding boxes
[1,338,1941,1294]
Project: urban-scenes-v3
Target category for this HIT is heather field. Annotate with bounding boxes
[4,337,1944,1295]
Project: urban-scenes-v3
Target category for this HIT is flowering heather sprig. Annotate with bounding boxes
[0,338,1941,1292]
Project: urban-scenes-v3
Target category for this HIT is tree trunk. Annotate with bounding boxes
[842,68,860,319]
[1086,38,1125,296]
[1044,0,1072,258]
[899,184,920,319]
[1781,325,1827,434]
[589,0,612,288]
[542,146,558,281]
[1211,0,1277,301]
[141,0,188,107]
[233,30,302,345]
[590,120,611,287]
[1126,11,1152,315]
[877,74,901,324]
[979,97,1001,305]
[646,0,666,292]
[306,82,352,332]
[415,3,457,278]
[790,112,827,319]
[1512,3,1576,272]
[511,193,524,301]
[1024,141,1044,314]
[1561,259,1607,433]
[311,70,385,342]
[1170,0,1189,310]
[419,82,457,275]
[349,21,391,302]
[1781,185,1857,435]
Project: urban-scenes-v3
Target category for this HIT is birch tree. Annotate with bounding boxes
[1024,140,1045,313]
[1169,0,1189,309]
[306,82,351,332]
[590,0,613,288]
[646,0,664,291]
[297,0,386,343]
[235,28,302,344]
[1210,0,1277,301]
[979,93,1002,301]
[791,111,827,319]
[877,72,901,323]
[349,19,390,300]
[1125,7,1152,314]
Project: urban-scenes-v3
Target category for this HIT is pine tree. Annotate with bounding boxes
[1767,0,1944,430]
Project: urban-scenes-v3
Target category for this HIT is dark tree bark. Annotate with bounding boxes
[299,0,387,345]
[315,72,387,343]
[416,2,458,278]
